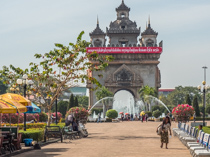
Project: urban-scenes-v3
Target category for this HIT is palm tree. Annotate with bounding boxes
[139,85,158,111]
[96,86,113,118]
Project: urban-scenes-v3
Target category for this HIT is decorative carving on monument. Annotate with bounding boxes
[94,39,102,47]
[113,64,135,80]
[115,68,133,82]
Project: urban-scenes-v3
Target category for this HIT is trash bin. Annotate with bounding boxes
[23,138,33,146]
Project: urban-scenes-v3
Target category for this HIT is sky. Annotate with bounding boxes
[1,0,210,88]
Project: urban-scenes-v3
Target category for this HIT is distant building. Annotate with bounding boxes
[158,88,175,97]
[69,87,87,96]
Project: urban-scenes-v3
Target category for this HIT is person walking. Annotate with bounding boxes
[145,114,148,122]
[193,111,196,123]
[156,116,172,149]
[128,114,131,121]
[97,113,101,123]
[134,113,138,121]
[131,114,133,121]
[121,113,124,122]
[141,115,144,123]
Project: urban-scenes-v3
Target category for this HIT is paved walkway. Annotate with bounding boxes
[15,121,191,157]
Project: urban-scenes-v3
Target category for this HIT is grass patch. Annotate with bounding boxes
[195,126,210,134]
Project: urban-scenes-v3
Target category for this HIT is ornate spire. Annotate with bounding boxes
[146,21,148,29]
[116,0,130,11]
[141,16,158,36]
[148,15,151,27]
[97,15,99,27]
[90,16,105,36]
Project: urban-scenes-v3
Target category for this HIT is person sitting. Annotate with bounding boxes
[72,118,78,131]
[65,114,73,126]
[198,125,203,132]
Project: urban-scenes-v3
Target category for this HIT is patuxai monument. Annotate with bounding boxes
[87,0,163,106]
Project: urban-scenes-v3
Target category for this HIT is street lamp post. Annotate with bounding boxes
[17,74,34,131]
[197,66,209,127]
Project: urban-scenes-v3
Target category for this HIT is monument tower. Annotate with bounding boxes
[87,0,162,107]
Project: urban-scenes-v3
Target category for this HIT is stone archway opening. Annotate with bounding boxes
[113,90,135,117]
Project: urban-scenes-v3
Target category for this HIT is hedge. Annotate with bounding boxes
[50,123,65,129]
[19,129,44,142]
[0,123,46,130]
[145,111,152,117]
[106,109,118,119]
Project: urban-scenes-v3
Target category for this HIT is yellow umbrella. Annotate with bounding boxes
[140,111,145,116]
[0,93,31,106]
[0,100,17,113]
[0,98,27,113]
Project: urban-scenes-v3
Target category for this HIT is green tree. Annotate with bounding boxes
[185,94,191,106]
[0,80,7,94]
[145,111,152,117]
[206,105,210,114]
[74,96,79,107]
[69,94,75,109]
[159,106,166,113]
[106,109,118,119]
[159,94,171,106]
[167,86,201,107]
[153,110,161,118]
[57,101,68,117]
[193,95,200,117]
[139,85,158,111]
[96,86,113,118]
[139,85,158,99]
[206,93,210,106]
[0,32,114,126]
[151,105,160,112]
[77,96,89,109]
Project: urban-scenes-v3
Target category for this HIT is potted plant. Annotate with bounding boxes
[172,104,194,122]
[106,109,118,122]
[153,110,161,122]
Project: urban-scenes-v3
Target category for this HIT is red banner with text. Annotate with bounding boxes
[86,47,162,54]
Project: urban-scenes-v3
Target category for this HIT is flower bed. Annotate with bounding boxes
[172,104,194,122]
[2,113,39,124]
[52,112,62,121]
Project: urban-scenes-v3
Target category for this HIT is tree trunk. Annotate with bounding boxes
[103,102,106,118]
[47,107,52,126]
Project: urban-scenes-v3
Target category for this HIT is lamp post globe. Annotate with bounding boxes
[16,79,22,85]
[22,74,28,80]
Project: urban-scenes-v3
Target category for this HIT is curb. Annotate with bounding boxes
[2,139,61,157]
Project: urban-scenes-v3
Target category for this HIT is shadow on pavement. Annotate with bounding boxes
[87,136,159,140]
[14,148,69,157]
[168,148,187,150]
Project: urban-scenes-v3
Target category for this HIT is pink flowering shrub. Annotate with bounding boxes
[52,112,62,120]
[66,107,89,124]
[172,104,194,122]
[2,113,39,124]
